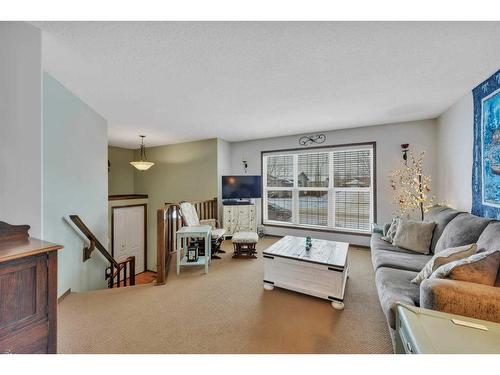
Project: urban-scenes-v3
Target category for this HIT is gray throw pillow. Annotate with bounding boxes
[411,243,477,285]
[381,217,400,243]
[392,220,436,254]
[430,249,500,285]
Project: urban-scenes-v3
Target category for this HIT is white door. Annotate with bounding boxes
[113,205,145,274]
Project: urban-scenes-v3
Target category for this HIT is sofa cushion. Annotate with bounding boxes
[381,217,400,243]
[383,222,392,236]
[392,220,436,254]
[430,249,500,286]
[232,231,258,243]
[477,221,500,253]
[371,233,421,255]
[434,213,492,253]
[375,267,420,329]
[424,205,462,252]
[372,249,432,272]
[411,243,477,285]
[180,202,200,226]
[448,250,500,286]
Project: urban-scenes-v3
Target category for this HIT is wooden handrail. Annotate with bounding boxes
[69,215,136,288]
[156,198,217,285]
[156,203,181,285]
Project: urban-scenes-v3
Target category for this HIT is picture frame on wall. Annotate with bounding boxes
[472,69,500,220]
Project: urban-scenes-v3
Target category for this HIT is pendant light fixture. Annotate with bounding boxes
[130,135,155,171]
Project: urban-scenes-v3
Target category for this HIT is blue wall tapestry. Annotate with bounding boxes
[472,69,500,219]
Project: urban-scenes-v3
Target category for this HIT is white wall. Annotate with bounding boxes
[0,22,42,237]
[229,120,438,246]
[217,138,232,219]
[43,73,109,296]
[436,93,474,212]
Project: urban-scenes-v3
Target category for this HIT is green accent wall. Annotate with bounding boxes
[108,146,135,195]
[108,139,218,270]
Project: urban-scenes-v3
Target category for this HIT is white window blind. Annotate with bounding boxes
[266,155,294,187]
[262,144,374,234]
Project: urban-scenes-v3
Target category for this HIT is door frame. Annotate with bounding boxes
[111,203,148,273]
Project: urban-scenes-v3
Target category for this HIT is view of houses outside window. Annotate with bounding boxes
[262,144,374,233]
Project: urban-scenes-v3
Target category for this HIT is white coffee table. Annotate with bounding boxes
[263,235,349,310]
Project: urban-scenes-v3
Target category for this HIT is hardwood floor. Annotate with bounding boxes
[135,271,156,285]
[113,271,156,287]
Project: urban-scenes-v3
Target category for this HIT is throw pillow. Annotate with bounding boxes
[411,243,477,285]
[392,220,436,254]
[449,250,500,285]
[381,217,400,243]
[430,249,500,286]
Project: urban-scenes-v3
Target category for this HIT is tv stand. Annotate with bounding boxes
[222,199,253,206]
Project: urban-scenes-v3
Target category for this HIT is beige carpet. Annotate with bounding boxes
[58,237,392,353]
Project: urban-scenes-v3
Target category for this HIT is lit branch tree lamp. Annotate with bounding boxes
[130,135,155,171]
[390,146,435,221]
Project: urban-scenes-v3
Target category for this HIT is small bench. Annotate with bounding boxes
[232,232,259,259]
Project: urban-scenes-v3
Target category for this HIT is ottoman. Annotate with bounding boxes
[232,232,259,259]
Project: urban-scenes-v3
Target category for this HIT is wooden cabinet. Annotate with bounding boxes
[222,204,256,237]
[0,222,62,354]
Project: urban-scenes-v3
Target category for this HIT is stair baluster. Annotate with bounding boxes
[69,215,136,288]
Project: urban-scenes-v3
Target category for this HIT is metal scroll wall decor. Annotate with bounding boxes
[299,133,327,146]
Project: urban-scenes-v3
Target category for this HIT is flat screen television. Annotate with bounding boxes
[222,175,262,199]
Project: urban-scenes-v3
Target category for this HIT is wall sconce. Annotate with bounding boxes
[242,159,248,174]
[401,144,410,165]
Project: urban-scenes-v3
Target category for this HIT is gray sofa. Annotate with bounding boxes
[371,205,500,351]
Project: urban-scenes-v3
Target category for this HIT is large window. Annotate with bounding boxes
[262,143,375,234]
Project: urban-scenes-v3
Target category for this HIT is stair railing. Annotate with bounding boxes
[156,198,217,285]
[68,215,136,288]
[156,203,181,285]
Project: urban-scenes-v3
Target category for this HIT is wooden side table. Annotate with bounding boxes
[396,303,500,354]
[176,226,211,275]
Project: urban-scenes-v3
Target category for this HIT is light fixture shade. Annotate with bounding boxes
[131,135,154,171]
[130,161,155,171]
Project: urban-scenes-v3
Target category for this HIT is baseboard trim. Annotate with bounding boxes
[352,244,370,250]
[58,288,72,303]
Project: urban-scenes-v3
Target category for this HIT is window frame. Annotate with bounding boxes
[261,141,377,236]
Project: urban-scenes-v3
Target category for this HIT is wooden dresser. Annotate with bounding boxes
[0,222,63,354]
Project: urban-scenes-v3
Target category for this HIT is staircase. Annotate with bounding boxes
[69,215,136,288]
[156,198,218,285]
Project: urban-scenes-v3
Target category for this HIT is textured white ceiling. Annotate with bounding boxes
[33,21,500,148]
